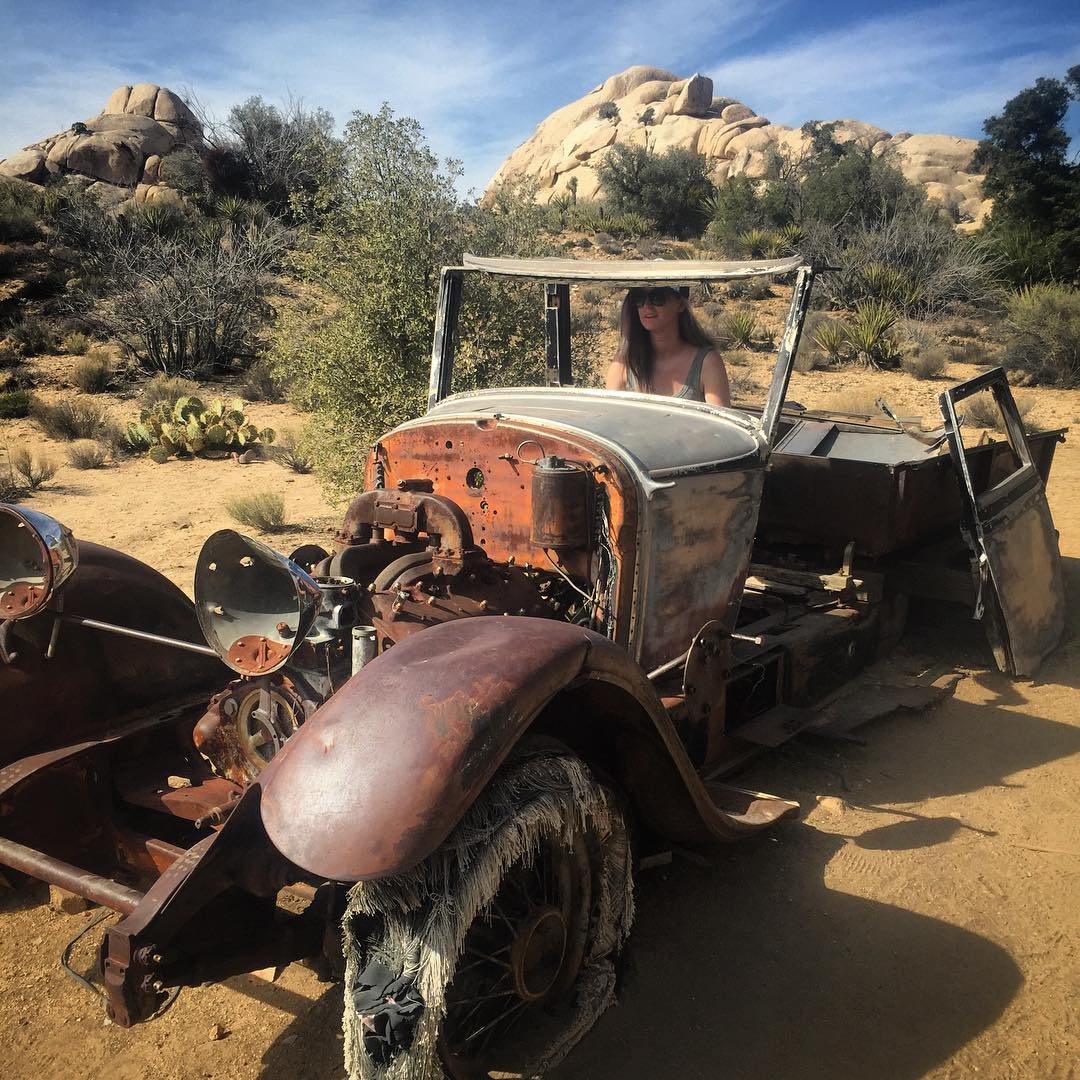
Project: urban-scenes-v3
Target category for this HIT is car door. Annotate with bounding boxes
[939,368,1065,677]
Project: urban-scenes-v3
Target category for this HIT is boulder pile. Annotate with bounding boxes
[0,84,203,208]
[488,66,991,229]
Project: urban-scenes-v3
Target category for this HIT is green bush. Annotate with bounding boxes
[596,144,714,238]
[67,439,109,469]
[32,397,109,441]
[226,492,287,532]
[71,351,112,393]
[0,389,33,418]
[597,102,620,121]
[812,318,847,359]
[0,182,42,243]
[1003,282,1080,386]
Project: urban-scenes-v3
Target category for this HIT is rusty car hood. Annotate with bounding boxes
[422,388,768,484]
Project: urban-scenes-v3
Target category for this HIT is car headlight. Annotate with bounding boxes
[0,504,78,620]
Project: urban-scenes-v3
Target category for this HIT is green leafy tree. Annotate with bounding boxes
[272,108,589,495]
[972,68,1080,283]
[596,144,715,238]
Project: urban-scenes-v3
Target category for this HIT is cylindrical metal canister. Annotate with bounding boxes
[531,457,589,549]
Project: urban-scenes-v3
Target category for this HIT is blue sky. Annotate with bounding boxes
[1,0,1077,193]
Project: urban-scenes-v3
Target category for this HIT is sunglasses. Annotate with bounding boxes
[630,288,677,308]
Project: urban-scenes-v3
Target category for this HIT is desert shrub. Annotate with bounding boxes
[964,390,1037,432]
[71,350,112,393]
[60,198,287,376]
[240,359,283,402]
[793,346,825,373]
[226,492,287,532]
[596,144,714,238]
[0,339,21,368]
[10,446,57,490]
[805,209,1001,317]
[0,389,33,418]
[605,212,655,238]
[901,345,949,379]
[727,370,760,401]
[31,397,109,440]
[61,332,91,355]
[269,429,314,473]
[744,277,772,301]
[722,309,758,348]
[597,102,620,122]
[0,181,42,243]
[1002,282,1080,386]
[811,317,847,359]
[139,373,202,409]
[6,314,59,357]
[0,460,25,501]
[843,300,899,367]
[67,439,109,469]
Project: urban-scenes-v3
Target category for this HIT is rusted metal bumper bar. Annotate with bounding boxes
[0,835,144,913]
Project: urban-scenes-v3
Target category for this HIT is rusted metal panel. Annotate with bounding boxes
[940,369,1066,676]
[633,468,764,670]
[0,542,226,768]
[258,617,797,883]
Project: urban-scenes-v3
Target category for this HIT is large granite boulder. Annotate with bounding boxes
[487,66,993,227]
[0,83,204,205]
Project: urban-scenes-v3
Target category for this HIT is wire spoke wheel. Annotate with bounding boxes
[439,831,592,1077]
[342,748,634,1080]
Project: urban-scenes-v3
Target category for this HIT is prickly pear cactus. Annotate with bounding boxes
[128,395,274,462]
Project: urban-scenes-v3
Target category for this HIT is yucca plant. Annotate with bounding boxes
[134,202,182,237]
[778,223,804,253]
[736,228,772,259]
[812,318,848,359]
[762,231,786,258]
[722,309,758,349]
[843,300,898,367]
[214,195,255,227]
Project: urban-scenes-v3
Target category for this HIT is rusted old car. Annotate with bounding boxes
[0,255,1066,1078]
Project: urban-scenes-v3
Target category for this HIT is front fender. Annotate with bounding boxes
[258,618,796,881]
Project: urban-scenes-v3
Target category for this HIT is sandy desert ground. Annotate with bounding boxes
[0,344,1077,1080]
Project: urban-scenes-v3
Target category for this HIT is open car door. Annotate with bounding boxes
[940,368,1065,677]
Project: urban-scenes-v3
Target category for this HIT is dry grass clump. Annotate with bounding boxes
[818,392,882,418]
[10,446,58,490]
[61,332,91,356]
[240,359,283,403]
[0,339,22,368]
[31,396,109,441]
[269,429,314,474]
[963,390,1037,433]
[71,350,112,393]
[226,492,287,532]
[139,373,202,409]
[901,345,949,380]
[67,439,109,469]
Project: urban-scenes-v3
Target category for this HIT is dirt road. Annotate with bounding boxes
[0,380,1077,1080]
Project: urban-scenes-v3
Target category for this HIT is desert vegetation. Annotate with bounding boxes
[1,67,1078,507]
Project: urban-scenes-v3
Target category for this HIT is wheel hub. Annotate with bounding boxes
[509,905,567,1003]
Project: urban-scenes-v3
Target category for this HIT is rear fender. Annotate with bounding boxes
[258,617,796,882]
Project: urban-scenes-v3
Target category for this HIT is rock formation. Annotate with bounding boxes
[488,66,991,229]
[0,84,203,208]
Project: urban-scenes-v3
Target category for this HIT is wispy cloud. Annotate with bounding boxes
[0,0,1075,193]
[704,4,1080,137]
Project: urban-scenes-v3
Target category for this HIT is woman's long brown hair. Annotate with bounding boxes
[617,289,716,391]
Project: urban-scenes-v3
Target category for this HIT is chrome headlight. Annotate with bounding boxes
[0,504,78,620]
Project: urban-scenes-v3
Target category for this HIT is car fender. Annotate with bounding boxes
[0,542,227,766]
[257,617,797,881]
